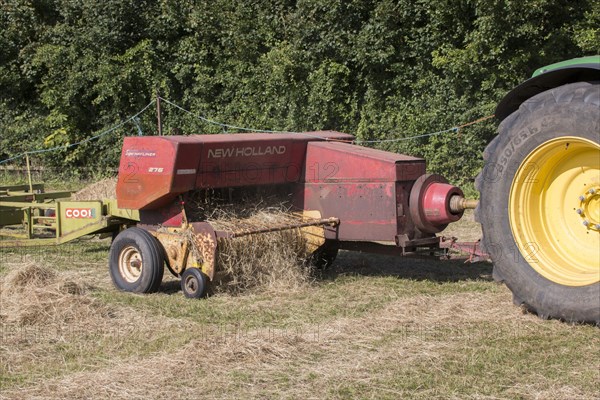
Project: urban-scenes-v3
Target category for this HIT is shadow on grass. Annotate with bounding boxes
[160,279,182,295]
[321,250,493,283]
[156,250,494,297]
[82,243,111,254]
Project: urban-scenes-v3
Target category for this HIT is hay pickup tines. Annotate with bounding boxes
[1,131,484,297]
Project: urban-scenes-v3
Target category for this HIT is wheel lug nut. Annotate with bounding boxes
[596,224,600,230]
[576,208,583,215]
[582,220,590,227]
[579,195,585,201]
[589,188,596,194]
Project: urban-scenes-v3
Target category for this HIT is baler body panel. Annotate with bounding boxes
[117,131,353,210]
[297,182,400,241]
[116,131,457,243]
[302,141,425,182]
[296,141,426,241]
[196,135,305,189]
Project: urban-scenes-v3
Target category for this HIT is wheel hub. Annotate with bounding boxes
[119,246,143,283]
[509,136,600,287]
[576,186,600,231]
[185,276,198,293]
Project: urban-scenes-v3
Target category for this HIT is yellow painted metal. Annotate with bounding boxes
[0,197,139,247]
[57,200,103,236]
[105,199,140,221]
[294,210,326,254]
[509,136,600,286]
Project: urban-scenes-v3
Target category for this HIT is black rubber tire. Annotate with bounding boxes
[475,81,600,323]
[180,268,208,299]
[109,227,165,293]
[307,240,340,269]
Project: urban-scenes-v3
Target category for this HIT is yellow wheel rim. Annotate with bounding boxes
[509,136,600,287]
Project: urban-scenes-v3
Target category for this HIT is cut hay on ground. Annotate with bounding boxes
[0,260,112,326]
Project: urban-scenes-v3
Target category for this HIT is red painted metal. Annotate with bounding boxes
[116,131,354,210]
[295,141,427,241]
[302,141,425,182]
[421,182,463,226]
[115,131,476,259]
[409,174,463,234]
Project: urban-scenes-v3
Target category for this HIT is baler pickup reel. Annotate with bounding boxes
[144,204,340,286]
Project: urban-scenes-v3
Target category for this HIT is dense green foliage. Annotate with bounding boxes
[1,0,597,186]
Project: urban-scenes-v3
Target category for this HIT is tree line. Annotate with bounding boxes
[1,0,597,189]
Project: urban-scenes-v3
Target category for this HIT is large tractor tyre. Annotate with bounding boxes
[109,227,165,294]
[476,81,600,323]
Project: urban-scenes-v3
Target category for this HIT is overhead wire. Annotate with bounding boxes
[0,100,156,165]
[0,96,496,165]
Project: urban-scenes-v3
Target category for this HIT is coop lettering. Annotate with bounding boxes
[207,145,287,159]
[65,208,96,218]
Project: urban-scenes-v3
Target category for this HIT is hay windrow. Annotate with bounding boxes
[6,262,57,287]
[71,177,117,201]
[0,260,113,326]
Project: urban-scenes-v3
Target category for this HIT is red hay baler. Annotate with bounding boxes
[110,130,479,298]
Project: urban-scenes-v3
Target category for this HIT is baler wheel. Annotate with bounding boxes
[476,81,600,323]
[109,227,165,293]
[180,268,208,299]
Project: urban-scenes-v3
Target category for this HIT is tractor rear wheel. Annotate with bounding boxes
[476,81,600,323]
[109,227,165,293]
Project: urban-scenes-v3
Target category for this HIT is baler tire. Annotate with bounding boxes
[180,268,208,299]
[109,227,165,294]
[308,241,339,269]
[475,81,600,323]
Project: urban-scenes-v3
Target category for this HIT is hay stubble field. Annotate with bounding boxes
[1,208,599,399]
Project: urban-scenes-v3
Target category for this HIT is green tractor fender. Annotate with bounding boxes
[496,55,600,121]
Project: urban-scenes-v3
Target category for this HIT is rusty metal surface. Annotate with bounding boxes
[445,239,490,262]
[190,222,218,281]
[223,217,339,239]
[338,240,447,258]
[151,229,189,275]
